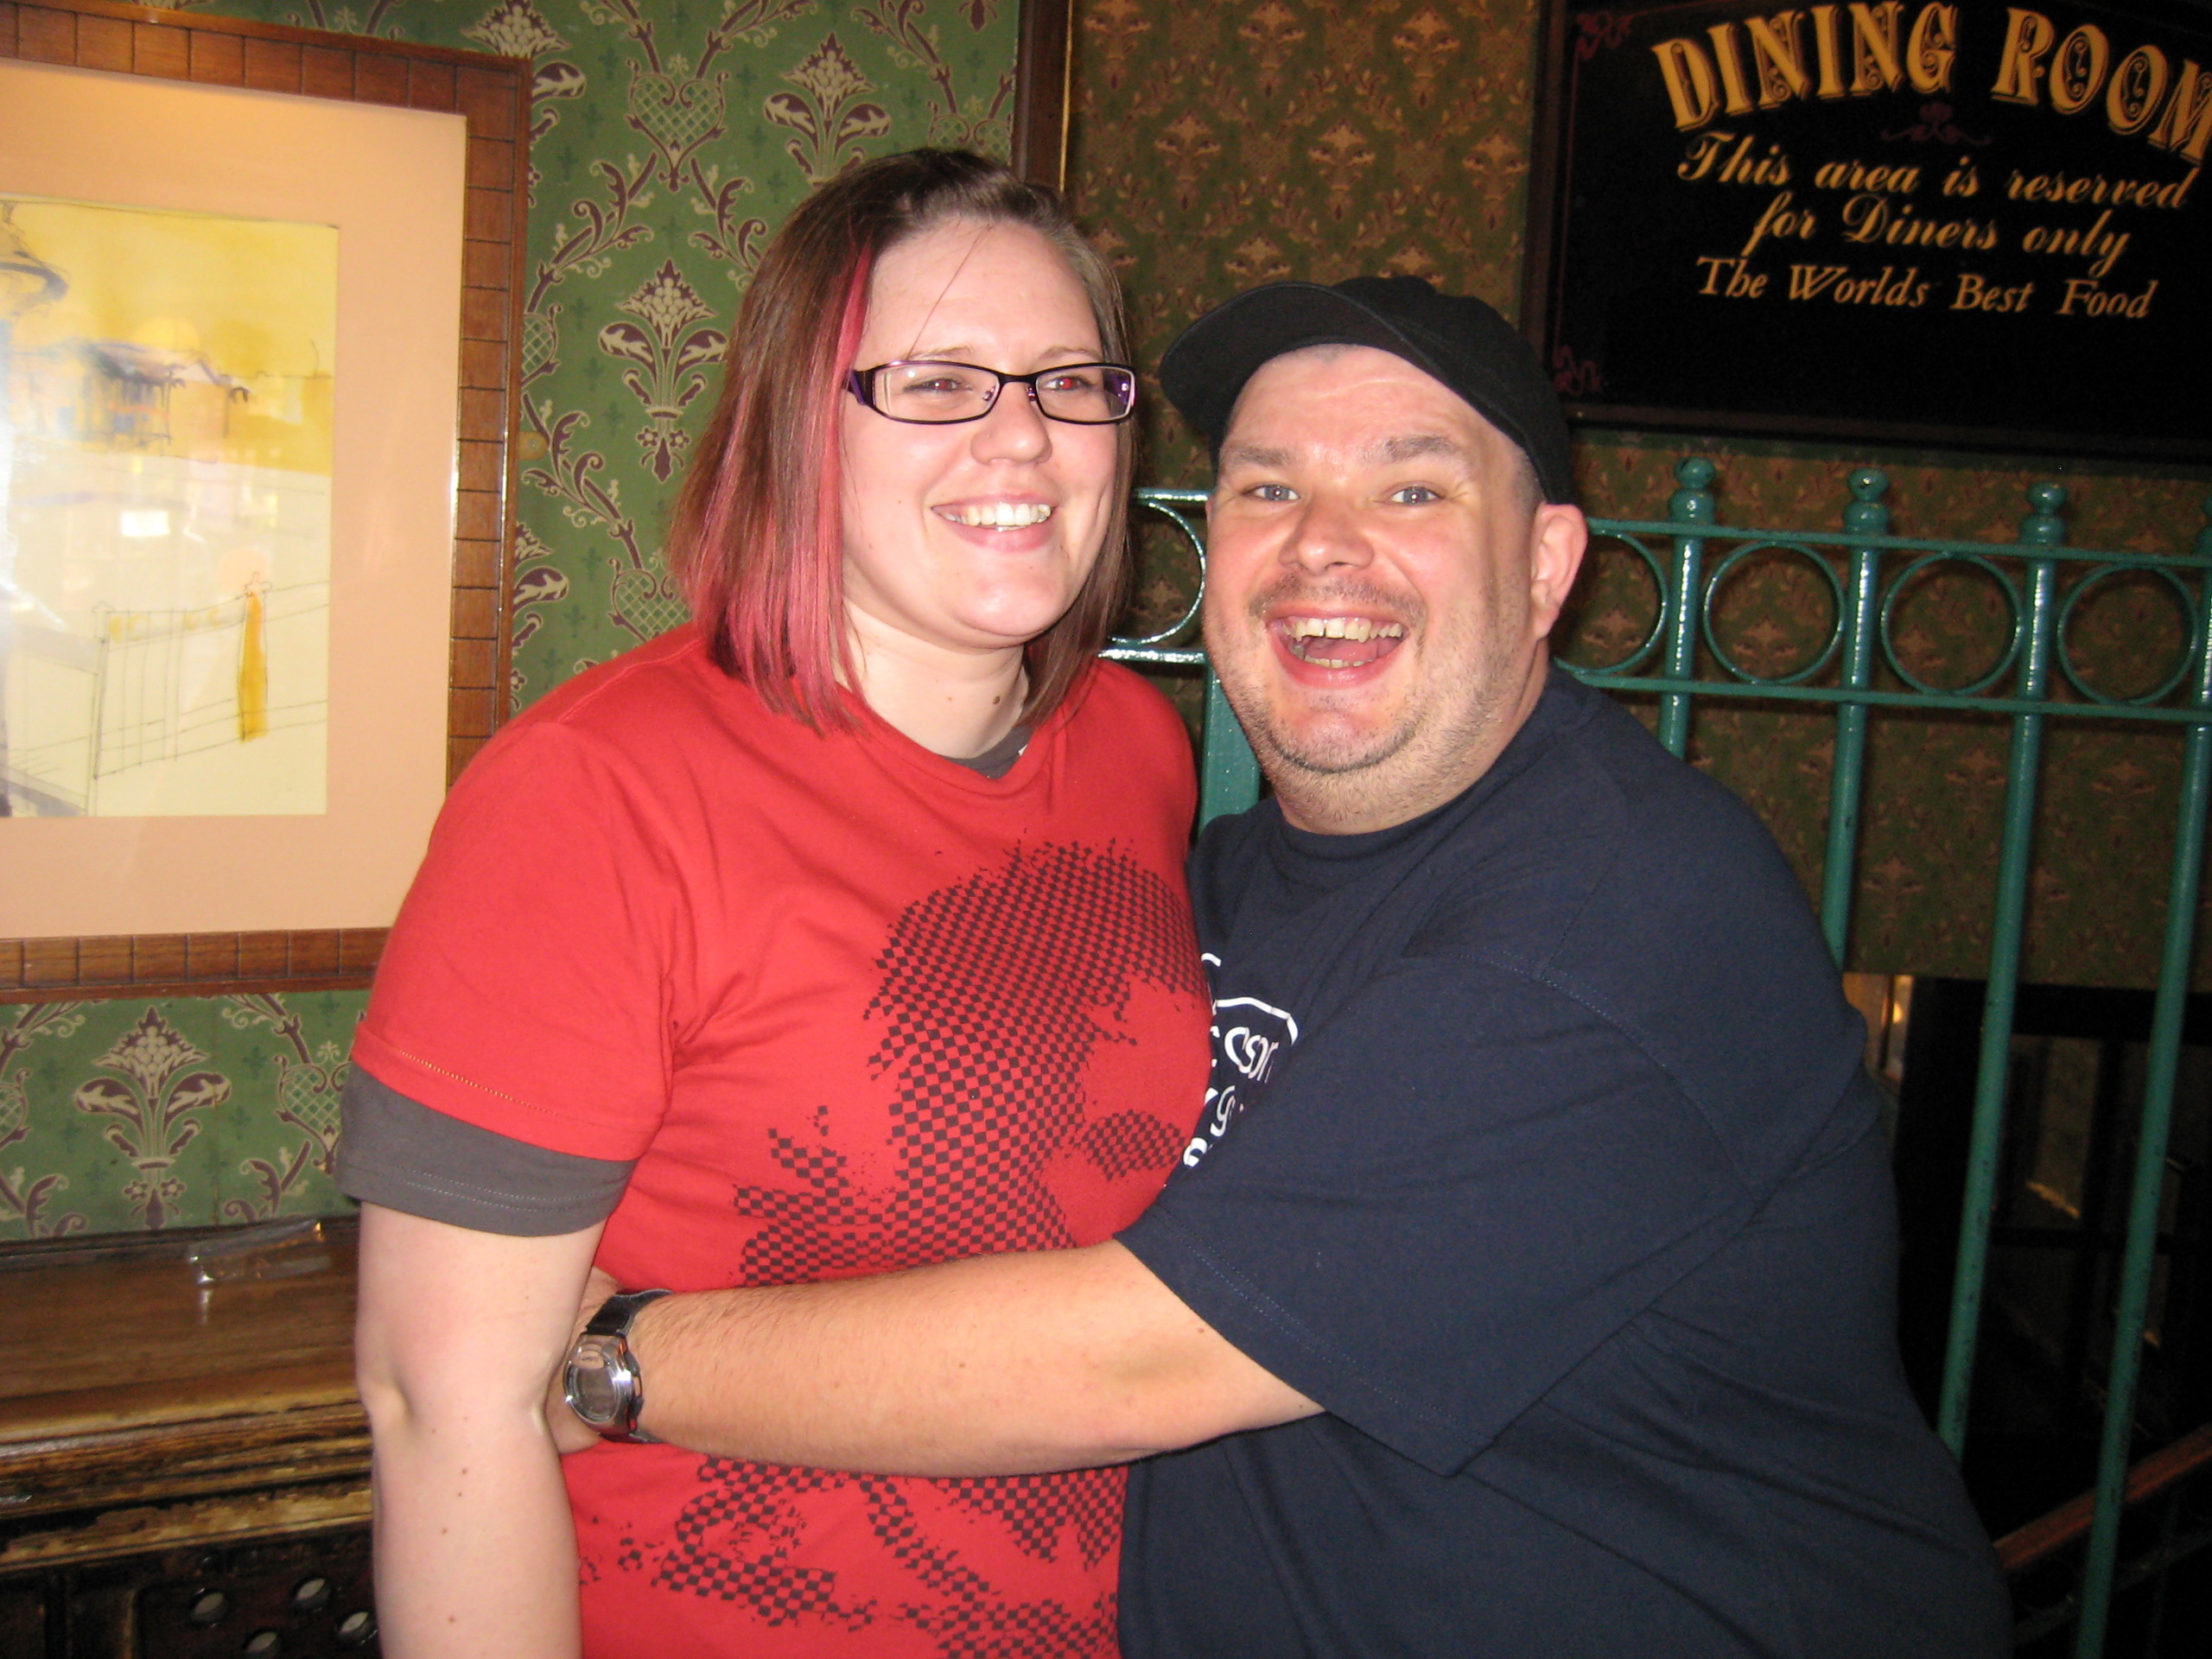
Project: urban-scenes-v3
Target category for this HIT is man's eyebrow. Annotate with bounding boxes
[1370,433,1468,465]
[1218,442,1294,471]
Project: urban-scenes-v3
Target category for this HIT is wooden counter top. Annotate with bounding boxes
[0,1230,359,1439]
[0,1221,370,1568]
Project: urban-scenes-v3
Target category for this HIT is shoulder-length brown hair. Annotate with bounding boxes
[664,149,1135,730]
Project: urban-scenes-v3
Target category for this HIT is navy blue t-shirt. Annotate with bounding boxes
[1116,670,2008,1658]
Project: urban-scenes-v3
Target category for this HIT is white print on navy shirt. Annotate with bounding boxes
[1185,953,1302,1168]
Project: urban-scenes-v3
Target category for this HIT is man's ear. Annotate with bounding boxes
[1526,505,1589,643]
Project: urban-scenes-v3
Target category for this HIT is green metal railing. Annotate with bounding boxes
[1107,468,2212,1657]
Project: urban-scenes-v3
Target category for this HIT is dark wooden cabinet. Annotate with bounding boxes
[0,1222,376,1657]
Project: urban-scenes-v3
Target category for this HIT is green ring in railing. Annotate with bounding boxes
[1700,540,1847,688]
[1560,531,1672,676]
[2054,563,2204,709]
[1113,493,1211,652]
[1878,552,2027,697]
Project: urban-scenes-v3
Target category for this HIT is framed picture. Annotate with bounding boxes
[1013,0,1072,191]
[0,0,527,998]
[1522,0,2212,461]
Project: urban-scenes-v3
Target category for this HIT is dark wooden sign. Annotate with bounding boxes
[1524,0,2211,461]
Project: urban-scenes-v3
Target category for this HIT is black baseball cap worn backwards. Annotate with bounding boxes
[1158,276,1576,505]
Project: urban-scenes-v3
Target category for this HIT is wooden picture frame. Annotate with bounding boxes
[1012,0,1072,191]
[0,0,527,1003]
[1521,0,2212,462]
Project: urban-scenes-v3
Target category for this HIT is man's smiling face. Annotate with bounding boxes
[1200,345,1586,834]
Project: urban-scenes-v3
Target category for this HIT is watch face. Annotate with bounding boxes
[566,1337,626,1426]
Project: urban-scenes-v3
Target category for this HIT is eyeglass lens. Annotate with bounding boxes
[868,361,1135,424]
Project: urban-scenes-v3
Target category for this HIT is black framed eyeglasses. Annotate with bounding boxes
[847,359,1138,426]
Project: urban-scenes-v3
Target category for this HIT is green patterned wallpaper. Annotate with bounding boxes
[1065,0,2212,989]
[2,0,1017,1239]
[15,0,2211,1238]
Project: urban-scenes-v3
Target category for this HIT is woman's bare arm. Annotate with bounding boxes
[355,1205,603,1658]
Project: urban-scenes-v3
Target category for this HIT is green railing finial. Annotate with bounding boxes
[1844,468,1890,537]
[2019,480,2069,547]
[1669,457,1717,524]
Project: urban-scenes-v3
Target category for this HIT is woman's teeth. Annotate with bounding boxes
[1284,617,1404,643]
[945,502,1055,528]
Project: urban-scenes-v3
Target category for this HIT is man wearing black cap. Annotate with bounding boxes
[552,277,2009,1657]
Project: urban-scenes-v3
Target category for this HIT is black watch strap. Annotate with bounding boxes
[584,1287,671,1340]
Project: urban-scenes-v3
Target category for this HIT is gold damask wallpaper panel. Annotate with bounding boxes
[1067,0,2212,989]
[1072,0,1539,495]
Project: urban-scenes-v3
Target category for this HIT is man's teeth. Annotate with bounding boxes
[1284,617,1406,643]
[947,502,1054,528]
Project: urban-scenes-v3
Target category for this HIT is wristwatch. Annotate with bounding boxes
[563,1287,671,1443]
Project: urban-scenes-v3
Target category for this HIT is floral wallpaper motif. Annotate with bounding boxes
[3,0,1016,1237]
[1066,0,2212,988]
[0,992,363,1239]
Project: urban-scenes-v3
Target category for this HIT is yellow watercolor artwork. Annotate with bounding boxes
[0,194,335,817]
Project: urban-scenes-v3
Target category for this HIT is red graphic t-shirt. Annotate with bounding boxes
[353,626,1211,1658]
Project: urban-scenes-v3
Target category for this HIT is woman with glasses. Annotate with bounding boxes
[340,150,1211,1659]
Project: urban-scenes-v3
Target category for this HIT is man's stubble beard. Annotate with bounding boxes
[1209,574,1528,828]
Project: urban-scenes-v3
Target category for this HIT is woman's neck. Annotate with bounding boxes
[846,613,1028,760]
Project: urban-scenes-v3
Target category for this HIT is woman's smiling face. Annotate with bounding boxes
[836,218,1121,665]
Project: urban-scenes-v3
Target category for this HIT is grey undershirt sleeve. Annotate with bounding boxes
[334,1065,635,1236]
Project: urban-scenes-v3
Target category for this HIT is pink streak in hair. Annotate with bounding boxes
[700,244,875,727]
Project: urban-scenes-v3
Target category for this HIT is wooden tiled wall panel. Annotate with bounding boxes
[188,29,241,84]
[243,36,302,92]
[130,18,187,77]
[16,5,74,60]
[1,0,525,1002]
[0,931,388,997]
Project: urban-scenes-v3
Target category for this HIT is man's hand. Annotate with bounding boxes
[545,1265,622,1455]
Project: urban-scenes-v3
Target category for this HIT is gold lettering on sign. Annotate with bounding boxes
[1707,22,1759,112]
[1993,7,2057,105]
[2049,25,2111,114]
[1986,14,2206,158]
[2003,166,2198,208]
[2057,277,2158,315]
[1695,256,1772,296]
[1811,3,1849,96]
[1655,37,1722,129]
[1680,131,1795,183]
[1656,5,1966,127]
[1906,3,1958,92]
[1849,2,1907,92]
[1740,189,1820,254]
[2151,60,2212,163]
[1812,157,1922,191]
[1840,194,2001,249]
[1951,273,2037,311]
[1746,11,1814,105]
[2107,46,2170,135]
[2021,209,2130,277]
[1778,263,1930,303]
